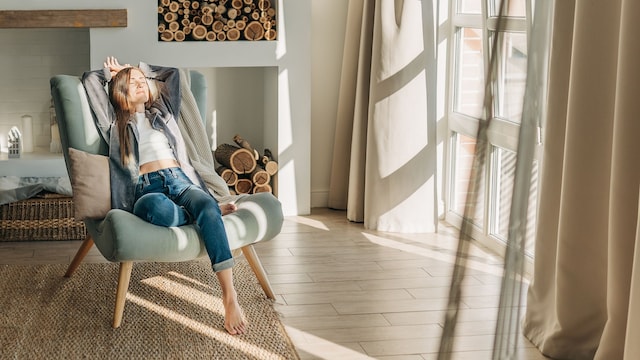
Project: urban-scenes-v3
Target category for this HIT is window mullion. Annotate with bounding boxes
[452,13,483,28]
[486,17,527,32]
[481,0,493,238]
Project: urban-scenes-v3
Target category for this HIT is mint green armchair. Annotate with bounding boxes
[50,72,282,328]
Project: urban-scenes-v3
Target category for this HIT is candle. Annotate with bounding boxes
[21,115,33,153]
[50,123,62,153]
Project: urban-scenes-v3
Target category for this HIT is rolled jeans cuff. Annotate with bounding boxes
[212,257,235,273]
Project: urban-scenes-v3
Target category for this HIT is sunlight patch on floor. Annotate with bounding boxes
[126,293,288,359]
[285,325,376,359]
[362,232,505,277]
[139,273,219,311]
[288,217,330,231]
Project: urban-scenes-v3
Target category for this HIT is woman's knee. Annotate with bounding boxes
[134,193,187,227]
[181,187,222,216]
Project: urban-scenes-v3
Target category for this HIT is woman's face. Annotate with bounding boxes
[127,69,149,107]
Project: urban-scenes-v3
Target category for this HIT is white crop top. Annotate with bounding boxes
[134,112,176,165]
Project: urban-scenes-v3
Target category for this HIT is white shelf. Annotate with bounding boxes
[0,147,67,178]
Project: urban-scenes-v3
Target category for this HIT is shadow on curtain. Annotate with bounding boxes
[327,0,438,233]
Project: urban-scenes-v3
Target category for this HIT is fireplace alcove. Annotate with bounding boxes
[0,2,311,216]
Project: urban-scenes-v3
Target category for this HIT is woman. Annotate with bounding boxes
[82,57,246,335]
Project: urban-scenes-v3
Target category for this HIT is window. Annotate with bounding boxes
[450,133,485,226]
[493,31,527,122]
[445,0,540,259]
[454,28,484,119]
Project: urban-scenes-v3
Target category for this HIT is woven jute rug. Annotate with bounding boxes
[0,259,299,360]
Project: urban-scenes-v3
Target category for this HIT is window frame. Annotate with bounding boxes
[444,0,542,266]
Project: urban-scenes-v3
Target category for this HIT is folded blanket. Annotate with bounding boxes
[0,176,72,205]
[176,69,238,204]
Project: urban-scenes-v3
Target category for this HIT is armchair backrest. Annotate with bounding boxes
[188,70,208,125]
[50,75,108,178]
[50,70,208,178]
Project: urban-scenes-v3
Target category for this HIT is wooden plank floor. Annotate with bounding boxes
[0,208,548,359]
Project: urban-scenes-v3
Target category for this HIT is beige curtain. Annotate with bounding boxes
[522,0,640,359]
[328,0,438,233]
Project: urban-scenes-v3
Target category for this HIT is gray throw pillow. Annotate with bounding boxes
[68,147,111,220]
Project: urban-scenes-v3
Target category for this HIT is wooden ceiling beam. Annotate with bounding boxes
[0,9,127,28]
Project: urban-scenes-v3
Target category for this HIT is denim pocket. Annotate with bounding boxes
[135,173,161,200]
[134,181,145,200]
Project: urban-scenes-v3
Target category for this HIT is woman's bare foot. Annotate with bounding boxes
[223,291,247,335]
[217,268,247,335]
[219,203,237,216]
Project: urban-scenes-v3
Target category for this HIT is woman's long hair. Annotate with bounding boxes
[108,67,155,165]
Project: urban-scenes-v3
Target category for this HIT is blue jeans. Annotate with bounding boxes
[133,167,234,272]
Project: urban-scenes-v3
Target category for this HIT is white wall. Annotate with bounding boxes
[309,0,349,208]
[193,67,274,153]
[0,29,89,152]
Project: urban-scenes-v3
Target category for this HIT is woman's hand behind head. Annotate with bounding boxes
[104,56,131,78]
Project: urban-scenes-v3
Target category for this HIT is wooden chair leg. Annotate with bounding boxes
[241,244,275,299]
[64,235,94,277]
[113,261,133,328]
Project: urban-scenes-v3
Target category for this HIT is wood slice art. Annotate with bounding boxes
[212,20,224,32]
[160,30,174,41]
[192,24,207,40]
[227,28,240,41]
[202,13,214,25]
[174,30,186,41]
[244,21,264,40]
[258,0,270,11]
[168,21,180,32]
[158,0,277,41]
[265,28,276,40]
[231,0,243,9]
[164,12,178,23]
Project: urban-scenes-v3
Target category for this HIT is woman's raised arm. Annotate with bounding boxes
[81,64,116,143]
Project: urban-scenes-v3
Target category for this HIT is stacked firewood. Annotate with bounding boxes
[158,0,277,42]
[214,135,278,195]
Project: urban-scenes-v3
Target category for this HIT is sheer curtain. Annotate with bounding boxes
[328,0,438,233]
[522,0,640,359]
